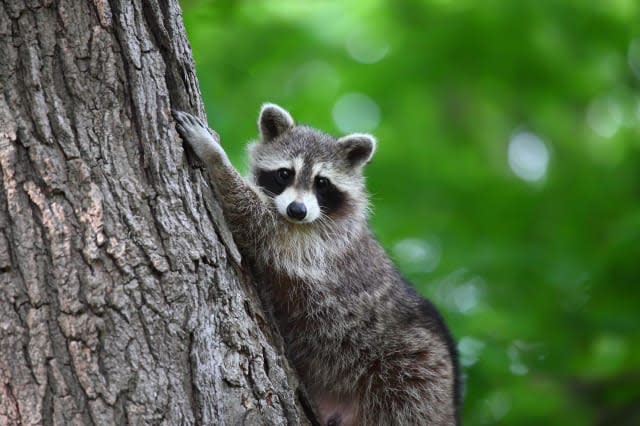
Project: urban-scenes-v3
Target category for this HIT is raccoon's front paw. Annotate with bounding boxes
[172,110,225,163]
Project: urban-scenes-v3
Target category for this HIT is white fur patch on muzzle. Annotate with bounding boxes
[274,188,321,223]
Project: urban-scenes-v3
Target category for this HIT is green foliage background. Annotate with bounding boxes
[180,1,640,424]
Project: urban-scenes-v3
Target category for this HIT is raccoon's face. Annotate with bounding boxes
[248,103,376,225]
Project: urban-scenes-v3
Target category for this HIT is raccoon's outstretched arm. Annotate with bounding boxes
[172,110,271,250]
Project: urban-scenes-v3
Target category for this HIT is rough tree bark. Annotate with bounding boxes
[0,1,311,424]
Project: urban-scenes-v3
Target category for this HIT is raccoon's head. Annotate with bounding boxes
[248,103,376,226]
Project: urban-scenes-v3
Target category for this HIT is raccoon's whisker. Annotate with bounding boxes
[315,213,342,239]
[317,210,338,228]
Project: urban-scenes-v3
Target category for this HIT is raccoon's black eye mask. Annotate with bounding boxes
[256,168,293,195]
[314,176,345,215]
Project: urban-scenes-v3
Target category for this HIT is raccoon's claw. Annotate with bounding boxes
[172,109,206,129]
[173,110,207,142]
[172,109,225,163]
[173,110,202,139]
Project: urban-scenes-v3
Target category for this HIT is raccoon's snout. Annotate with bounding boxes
[274,188,319,223]
[286,202,307,221]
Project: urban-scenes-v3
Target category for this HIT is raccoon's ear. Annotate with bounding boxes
[336,133,377,169]
[258,103,295,143]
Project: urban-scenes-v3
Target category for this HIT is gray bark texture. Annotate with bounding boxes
[0,1,311,425]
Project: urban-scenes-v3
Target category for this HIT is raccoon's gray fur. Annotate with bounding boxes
[173,104,461,426]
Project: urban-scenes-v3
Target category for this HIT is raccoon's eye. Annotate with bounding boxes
[315,176,330,192]
[276,168,293,185]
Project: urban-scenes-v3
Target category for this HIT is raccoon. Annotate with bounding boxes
[173,104,461,425]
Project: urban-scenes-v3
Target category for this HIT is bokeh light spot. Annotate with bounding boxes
[392,238,441,273]
[508,342,531,376]
[508,131,550,182]
[452,281,481,313]
[432,269,485,315]
[628,38,640,79]
[285,60,340,96]
[483,391,511,423]
[587,95,623,138]
[332,92,380,133]
[346,29,390,64]
[458,336,486,367]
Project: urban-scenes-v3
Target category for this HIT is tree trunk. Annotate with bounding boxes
[0,1,310,424]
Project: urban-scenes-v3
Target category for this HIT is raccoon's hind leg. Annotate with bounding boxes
[358,346,457,426]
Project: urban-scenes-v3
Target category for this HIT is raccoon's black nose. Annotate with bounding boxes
[286,202,307,220]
